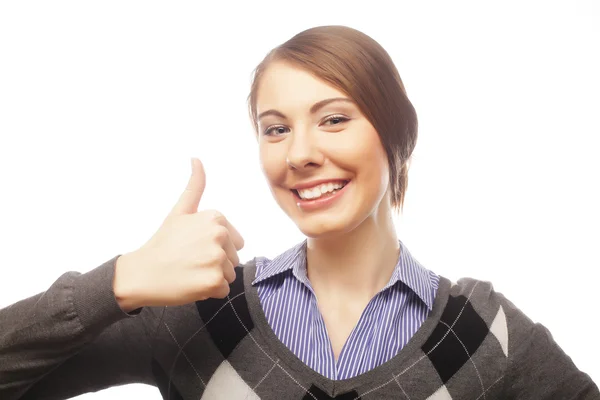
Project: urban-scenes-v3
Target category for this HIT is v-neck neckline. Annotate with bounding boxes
[243,261,452,395]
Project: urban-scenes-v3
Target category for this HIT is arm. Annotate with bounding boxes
[0,157,245,399]
[0,255,158,400]
[499,294,600,399]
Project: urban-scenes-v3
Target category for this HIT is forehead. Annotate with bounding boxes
[256,61,347,113]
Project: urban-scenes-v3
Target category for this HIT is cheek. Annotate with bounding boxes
[259,144,287,185]
[361,150,390,197]
[367,137,391,185]
[338,125,390,183]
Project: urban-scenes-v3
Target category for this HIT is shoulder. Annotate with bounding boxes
[448,277,531,320]
[444,276,541,366]
[438,277,599,397]
[448,276,497,301]
[446,276,533,327]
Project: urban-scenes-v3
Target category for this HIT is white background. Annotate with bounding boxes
[1,1,598,398]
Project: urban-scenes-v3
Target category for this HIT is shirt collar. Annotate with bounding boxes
[252,239,437,310]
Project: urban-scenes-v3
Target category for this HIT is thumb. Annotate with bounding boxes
[169,157,206,216]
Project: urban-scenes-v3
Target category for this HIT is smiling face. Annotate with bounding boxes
[256,61,392,238]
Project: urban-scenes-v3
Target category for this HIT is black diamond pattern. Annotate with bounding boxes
[422,295,489,383]
[196,266,254,358]
[303,384,360,399]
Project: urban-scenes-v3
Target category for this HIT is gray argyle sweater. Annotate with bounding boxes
[0,255,598,399]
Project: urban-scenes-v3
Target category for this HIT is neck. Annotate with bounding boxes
[306,202,399,301]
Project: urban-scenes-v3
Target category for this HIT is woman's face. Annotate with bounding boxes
[256,61,391,238]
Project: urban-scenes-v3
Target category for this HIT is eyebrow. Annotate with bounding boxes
[257,97,354,121]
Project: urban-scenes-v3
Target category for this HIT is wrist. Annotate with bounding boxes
[114,251,144,313]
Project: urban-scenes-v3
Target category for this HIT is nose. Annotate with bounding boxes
[285,127,324,171]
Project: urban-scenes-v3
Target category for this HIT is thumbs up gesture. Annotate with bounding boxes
[113,158,245,312]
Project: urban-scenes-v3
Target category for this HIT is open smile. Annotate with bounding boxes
[291,179,351,211]
[291,180,349,201]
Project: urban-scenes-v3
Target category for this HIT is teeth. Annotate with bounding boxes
[297,181,346,200]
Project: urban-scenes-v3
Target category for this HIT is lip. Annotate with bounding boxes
[293,180,351,211]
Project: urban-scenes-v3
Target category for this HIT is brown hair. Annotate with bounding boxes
[247,25,418,212]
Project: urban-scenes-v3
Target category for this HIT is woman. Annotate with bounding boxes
[0,25,598,400]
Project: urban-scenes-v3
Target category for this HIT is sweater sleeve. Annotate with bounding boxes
[498,293,600,399]
[0,255,159,400]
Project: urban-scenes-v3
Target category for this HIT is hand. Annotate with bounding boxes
[114,158,244,312]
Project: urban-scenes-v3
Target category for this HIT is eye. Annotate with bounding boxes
[321,114,350,126]
[263,125,290,136]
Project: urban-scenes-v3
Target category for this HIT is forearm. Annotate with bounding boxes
[0,256,154,399]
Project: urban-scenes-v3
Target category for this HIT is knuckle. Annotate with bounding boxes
[198,209,223,223]
[205,243,226,261]
[213,249,228,264]
[209,210,225,223]
[212,226,229,244]
[226,273,236,284]
[214,284,230,299]
[204,269,224,289]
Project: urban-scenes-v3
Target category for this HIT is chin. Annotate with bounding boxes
[292,210,363,239]
[274,184,382,239]
[296,223,344,239]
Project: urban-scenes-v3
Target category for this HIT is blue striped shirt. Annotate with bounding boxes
[252,239,440,380]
